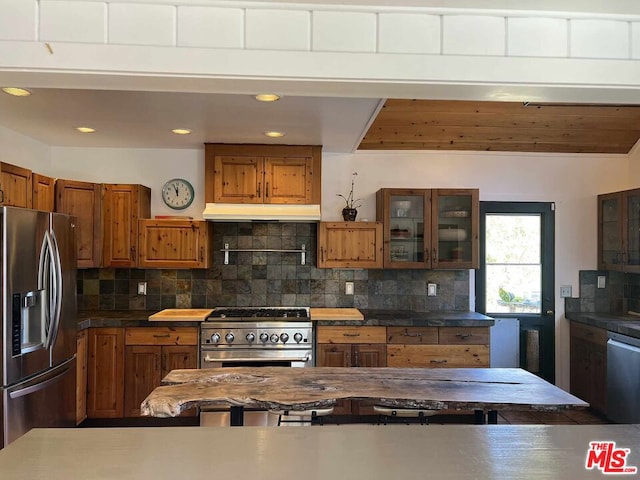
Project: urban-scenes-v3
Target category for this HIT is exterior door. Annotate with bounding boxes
[475,202,555,382]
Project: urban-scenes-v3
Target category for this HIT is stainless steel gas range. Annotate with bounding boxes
[200,307,313,369]
[199,307,314,427]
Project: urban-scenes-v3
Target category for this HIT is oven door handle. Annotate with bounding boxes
[202,354,312,364]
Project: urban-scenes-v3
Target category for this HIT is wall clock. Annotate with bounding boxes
[161,178,194,210]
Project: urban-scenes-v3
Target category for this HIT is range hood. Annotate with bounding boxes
[202,203,321,222]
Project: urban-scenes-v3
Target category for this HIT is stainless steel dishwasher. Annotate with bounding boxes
[607,332,640,423]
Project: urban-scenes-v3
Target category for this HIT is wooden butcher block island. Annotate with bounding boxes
[141,367,587,424]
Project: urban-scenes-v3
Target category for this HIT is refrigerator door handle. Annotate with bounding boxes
[47,229,63,351]
[8,360,73,399]
[38,230,53,347]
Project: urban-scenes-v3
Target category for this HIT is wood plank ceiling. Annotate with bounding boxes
[359,99,640,154]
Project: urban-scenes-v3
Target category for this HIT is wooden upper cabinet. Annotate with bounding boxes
[32,173,55,212]
[55,179,103,268]
[317,222,383,268]
[211,155,262,204]
[598,188,640,273]
[138,219,213,269]
[376,188,479,269]
[103,184,151,268]
[0,162,33,208]
[205,144,321,205]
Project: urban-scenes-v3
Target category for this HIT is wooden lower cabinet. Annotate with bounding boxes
[124,328,198,417]
[86,327,198,420]
[316,325,490,416]
[569,322,607,414]
[87,328,125,418]
[316,326,387,415]
[387,344,489,368]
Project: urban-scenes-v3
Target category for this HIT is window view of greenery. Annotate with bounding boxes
[485,214,541,314]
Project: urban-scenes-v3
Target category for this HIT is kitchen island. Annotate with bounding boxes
[141,367,587,424]
[1,425,638,479]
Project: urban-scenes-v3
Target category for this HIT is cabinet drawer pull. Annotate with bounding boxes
[430,359,448,364]
[402,332,423,338]
[343,333,360,337]
[153,333,171,338]
[456,333,473,339]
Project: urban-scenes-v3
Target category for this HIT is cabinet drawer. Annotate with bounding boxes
[570,322,607,345]
[316,326,386,344]
[125,327,198,346]
[438,327,489,345]
[387,345,489,368]
[386,327,438,344]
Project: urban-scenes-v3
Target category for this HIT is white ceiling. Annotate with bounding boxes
[0,88,383,153]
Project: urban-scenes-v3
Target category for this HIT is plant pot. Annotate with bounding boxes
[342,208,358,221]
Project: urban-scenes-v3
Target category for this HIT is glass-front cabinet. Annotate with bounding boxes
[376,188,479,269]
[598,188,640,273]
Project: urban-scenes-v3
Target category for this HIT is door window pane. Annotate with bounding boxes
[485,214,541,314]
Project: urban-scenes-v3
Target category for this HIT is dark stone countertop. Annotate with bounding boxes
[317,309,494,327]
[78,309,494,330]
[77,310,202,330]
[565,312,640,339]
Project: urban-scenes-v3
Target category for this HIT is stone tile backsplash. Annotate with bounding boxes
[77,222,470,311]
[564,270,630,314]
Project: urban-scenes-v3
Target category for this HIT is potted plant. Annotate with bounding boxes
[337,172,362,221]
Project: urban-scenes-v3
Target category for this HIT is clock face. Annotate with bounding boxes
[162,178,194,210]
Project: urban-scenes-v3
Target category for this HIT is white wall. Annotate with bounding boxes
[0,124,50,174]
[50,146,204,219]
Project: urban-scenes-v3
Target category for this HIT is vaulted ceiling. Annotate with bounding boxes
[359,99,640,154]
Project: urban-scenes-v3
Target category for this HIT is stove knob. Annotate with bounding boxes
[225,332,235,343]
[270,334,280,344]
[210,333,221,344]
[246,332,256,343]
[259,333,269,343]
[280,333,289,343]
[293,332,303,343]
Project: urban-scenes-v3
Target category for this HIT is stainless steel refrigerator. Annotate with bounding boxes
[1,207,77,449]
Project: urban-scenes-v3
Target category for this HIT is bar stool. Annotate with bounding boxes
[268,407,334,426]
[373,406,437,425]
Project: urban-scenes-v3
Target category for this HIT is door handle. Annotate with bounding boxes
[546,310,554,315]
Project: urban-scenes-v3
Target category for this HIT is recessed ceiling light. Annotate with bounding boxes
[171,128,192,135]
[264,131,285,138]
[255,93,281,102]
[2,87,31,97]
[76,126,96,133]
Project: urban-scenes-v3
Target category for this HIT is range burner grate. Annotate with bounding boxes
[207,307,309,320]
